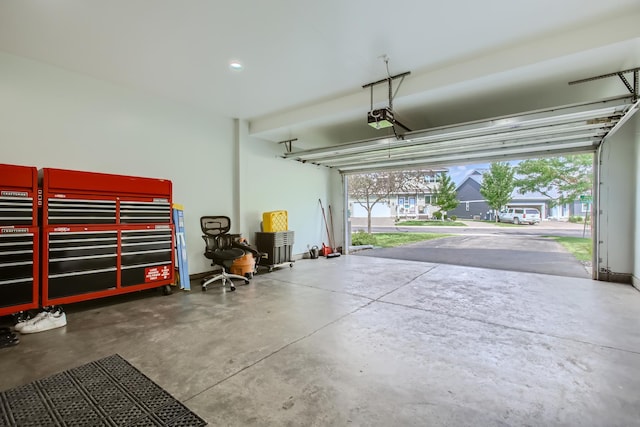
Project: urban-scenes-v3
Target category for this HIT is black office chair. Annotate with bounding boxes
[200,216,255,292]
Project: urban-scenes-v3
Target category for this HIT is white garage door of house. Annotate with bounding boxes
[284,96,639,174]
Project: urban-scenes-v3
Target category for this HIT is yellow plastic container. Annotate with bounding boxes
[262,210,288,232]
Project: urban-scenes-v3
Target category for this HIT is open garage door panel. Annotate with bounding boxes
[284,96,639,174]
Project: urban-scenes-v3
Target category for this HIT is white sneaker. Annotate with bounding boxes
[20,311,67,334]
[14,311,49,332]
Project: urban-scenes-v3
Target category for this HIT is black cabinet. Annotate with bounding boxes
[255,231,294,271]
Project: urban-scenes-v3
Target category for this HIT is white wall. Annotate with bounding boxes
[0,52,236,274]
[238,120,336,256]
[598,113,638,282]
[0,52,344,274]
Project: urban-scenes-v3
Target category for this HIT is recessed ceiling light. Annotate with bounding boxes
[229,60,244,71]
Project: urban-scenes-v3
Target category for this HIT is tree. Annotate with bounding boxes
[515,154,593,207]
[348,171,415,233]
[431,172,458,219]
[480,162,516,221]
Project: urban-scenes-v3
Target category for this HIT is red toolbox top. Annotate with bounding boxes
[0,163,38,194]
[40,168,172,199]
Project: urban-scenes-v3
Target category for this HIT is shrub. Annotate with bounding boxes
[432,211,443,220]
[449,215,457,221]
[568,215,584,223]
[351,230,376,246]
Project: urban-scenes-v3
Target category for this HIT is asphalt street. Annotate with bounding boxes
[351,220,592,278]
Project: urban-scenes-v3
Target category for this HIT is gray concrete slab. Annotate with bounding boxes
[1,256,640,426]
[270,255,437,299]
[380,263,640,352]
[188,302,640,426]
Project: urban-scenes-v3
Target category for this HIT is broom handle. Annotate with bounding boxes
[328,204,336,250]
[318,199,332,248]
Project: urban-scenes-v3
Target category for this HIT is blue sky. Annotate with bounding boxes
[448,163,488,186]
[448,161,520,186]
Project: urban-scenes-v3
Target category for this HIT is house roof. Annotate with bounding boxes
[457,169,557,200]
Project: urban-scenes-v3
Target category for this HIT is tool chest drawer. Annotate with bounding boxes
[121,227,173,287]
[0,163,38,227]
[44,228,118,299]
[0,227,39,315]
[45,197,117,225]
[119,199,171,224]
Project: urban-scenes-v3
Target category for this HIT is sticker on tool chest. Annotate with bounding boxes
[145,265,171,282]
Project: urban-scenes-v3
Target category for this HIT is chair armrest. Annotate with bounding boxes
[232,241,266,258]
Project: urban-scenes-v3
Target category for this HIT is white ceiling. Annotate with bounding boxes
[1,0,639,150]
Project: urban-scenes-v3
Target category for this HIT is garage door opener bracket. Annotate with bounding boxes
[569,67,640,102]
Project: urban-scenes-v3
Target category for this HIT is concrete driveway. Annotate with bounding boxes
[354,233,591,278]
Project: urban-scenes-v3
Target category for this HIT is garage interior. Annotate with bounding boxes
[1,1,640,426]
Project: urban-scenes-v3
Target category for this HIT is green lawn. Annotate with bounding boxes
[395,220,466,227]
[548,236,592,262]
[352,232,451,248]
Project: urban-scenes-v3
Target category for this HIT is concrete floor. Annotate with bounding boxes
[1,256,640,426]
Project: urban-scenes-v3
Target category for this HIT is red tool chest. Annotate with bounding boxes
[40,168,174,306]
[0,164,40,316]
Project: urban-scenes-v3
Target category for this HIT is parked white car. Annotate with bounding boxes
[498,208,541,225]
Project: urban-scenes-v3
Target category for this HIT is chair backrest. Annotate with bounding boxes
[201,216,231,237]
[201,216,236,257]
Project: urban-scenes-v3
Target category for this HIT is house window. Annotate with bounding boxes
[398,197,404,207]
[465,202,469,211]
[581,203,589,213]
[425,195,432,204]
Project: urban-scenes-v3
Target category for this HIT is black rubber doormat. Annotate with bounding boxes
[0,354,207,426]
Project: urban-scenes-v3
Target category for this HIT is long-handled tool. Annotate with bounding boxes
[328,204,340,256]
[318,199,340,258]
